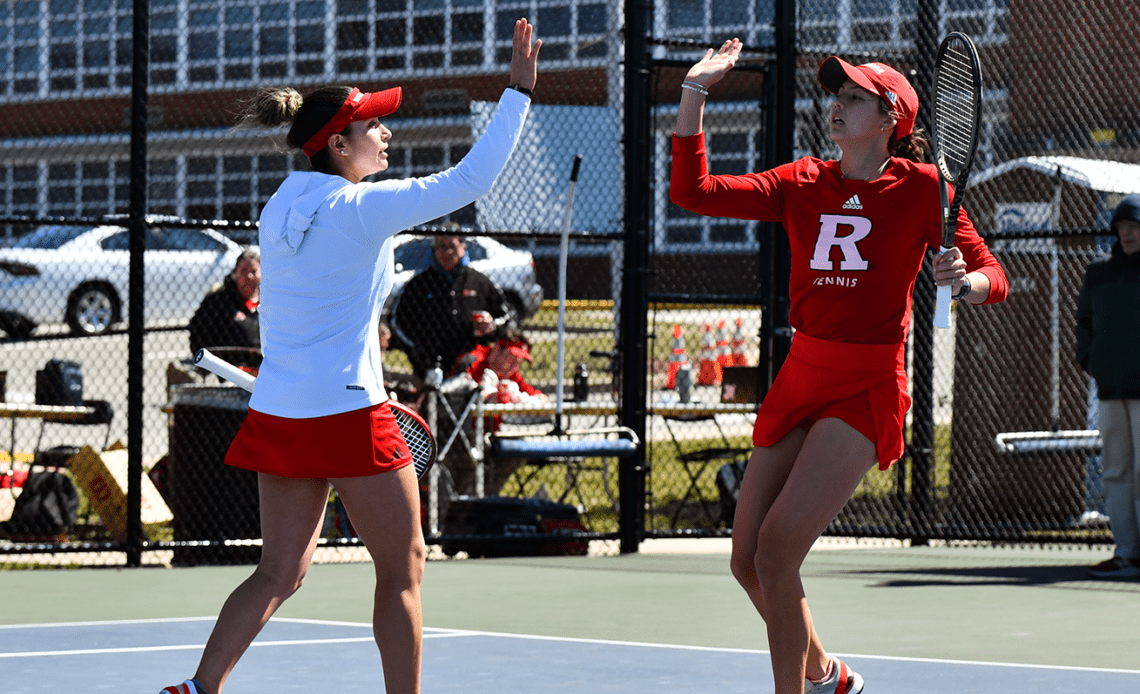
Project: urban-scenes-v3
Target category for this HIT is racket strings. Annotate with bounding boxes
[933,42,980,180]
[393,409,436,475]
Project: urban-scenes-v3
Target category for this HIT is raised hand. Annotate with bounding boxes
[510,18,541,92]
[686,39,743,89]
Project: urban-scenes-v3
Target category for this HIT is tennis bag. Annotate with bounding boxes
[716,459,748,528]
[35,359,84,406]
[2,470,79,540]
[440,496,587,558]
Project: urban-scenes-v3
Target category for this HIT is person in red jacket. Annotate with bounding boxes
[451,333,547,406]
[670,40,1008,694]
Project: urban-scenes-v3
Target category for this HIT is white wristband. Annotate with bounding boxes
[681,83,708,97]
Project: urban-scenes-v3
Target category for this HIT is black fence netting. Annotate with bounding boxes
[1,0,1135,566]
[646,0,1132,544]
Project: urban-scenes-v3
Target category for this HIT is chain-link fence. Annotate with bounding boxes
[1,0,1135,566]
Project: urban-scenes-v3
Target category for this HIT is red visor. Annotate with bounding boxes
[301,86,402,157]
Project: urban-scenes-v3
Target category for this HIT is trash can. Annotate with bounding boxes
[169,385,260,566]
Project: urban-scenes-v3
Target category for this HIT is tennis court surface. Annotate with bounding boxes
[3,540,1138,693]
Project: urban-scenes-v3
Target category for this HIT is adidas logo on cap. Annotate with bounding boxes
[842,195,863,210]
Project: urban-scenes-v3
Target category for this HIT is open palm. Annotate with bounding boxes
[687,39,743,88]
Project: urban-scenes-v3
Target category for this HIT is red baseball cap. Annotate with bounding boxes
[302,86,402,157]
[817,57,919,137]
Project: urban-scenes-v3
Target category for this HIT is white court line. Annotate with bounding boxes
[1,618,1137,675]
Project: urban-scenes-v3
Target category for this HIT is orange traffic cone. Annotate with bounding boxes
[665,324,690,390]
[696,323,722,386]
[731,316,748,366]
[715,319,732,369]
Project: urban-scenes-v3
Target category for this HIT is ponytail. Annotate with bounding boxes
[234,85,353,174]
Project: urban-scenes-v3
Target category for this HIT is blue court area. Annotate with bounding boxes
[2,616,1137,693]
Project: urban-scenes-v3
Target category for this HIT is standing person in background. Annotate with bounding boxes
[189,249,261,357]
[391,234,512,379]
[1076,193,1140,579]
[158,18,540,694]
[670,40,1008,694]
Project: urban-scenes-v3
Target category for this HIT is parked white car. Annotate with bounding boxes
[388,234,544,321]
[0,224,249,337]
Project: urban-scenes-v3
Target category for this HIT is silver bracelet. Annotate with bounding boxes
[681,83,708,97]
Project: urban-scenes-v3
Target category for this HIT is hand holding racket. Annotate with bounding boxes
[930,32,983,329]
[194,348,436,479]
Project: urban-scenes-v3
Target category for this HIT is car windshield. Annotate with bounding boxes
[13,226,94,249]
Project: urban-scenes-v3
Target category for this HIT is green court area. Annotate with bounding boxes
[3,540,1137,673]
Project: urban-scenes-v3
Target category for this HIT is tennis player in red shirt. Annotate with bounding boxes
[671,40,1008,694]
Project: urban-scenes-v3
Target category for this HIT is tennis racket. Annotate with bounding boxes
[930,31,983,329]
[194,348,436,479]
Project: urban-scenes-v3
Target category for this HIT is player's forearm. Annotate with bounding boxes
[675,89,706,138]
[959,271,989,304]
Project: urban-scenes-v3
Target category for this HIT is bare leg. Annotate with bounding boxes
[730,428,830,681]
[333,464,426,694]
[757,419,876,693]
[194,474,331,693]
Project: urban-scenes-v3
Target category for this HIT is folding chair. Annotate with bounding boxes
[659,412,738,527]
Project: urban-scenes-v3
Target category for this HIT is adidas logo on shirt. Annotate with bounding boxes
[842,195,863,210]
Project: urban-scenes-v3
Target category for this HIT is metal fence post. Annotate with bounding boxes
[619,0,651,554]
[126,0,150,567]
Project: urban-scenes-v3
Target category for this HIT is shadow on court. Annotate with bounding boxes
[850,564,1140,589]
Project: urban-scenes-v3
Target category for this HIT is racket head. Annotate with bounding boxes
[389,400,436,480]
[931,32,983,187]
[931,31,983,249]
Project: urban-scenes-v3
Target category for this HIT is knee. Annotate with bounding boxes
[377,539,427,593]
[254,562,309,599]
[752,526,798,593]
[730,549,758,589]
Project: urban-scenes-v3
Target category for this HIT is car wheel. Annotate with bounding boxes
[66,283,119,336]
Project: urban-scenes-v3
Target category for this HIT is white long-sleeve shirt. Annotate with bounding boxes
[250,88,530,418]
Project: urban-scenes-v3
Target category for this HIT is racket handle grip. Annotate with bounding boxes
[934,284,953,329]
[933,244,955,329]
[194,348,256,392]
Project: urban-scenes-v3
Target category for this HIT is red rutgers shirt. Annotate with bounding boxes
[671,132,1008,345]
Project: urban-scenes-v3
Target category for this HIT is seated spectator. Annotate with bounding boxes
[451,333,547,496]
[379,318,421,406]
[390,234,512,379]
[189,249,261,363]
[452,333,548,406]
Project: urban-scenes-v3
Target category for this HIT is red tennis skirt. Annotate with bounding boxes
[225,401,413,478]
[752,332,909,470]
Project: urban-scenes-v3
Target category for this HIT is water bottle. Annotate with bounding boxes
[573,363,589,401]
[675,363,693,403]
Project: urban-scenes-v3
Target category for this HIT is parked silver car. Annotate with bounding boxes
[388,234,544,321]
[0,224,248,338]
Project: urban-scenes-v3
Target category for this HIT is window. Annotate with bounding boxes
[14,225,93,250]
[659,114,764,249]
[798,0,1007,52]
[664,0,774,46]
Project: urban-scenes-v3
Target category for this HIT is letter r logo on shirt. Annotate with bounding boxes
[810,214,872,271]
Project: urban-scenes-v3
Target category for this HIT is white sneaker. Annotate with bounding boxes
[804,656,864,694]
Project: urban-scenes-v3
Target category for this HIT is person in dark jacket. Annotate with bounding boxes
[391,234,511,379]
[189,249,261,357]
[1076,193,1140,579]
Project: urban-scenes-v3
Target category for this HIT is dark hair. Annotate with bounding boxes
[236,86,352,174]
[876,98,929,163]
[890,130,929,163]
